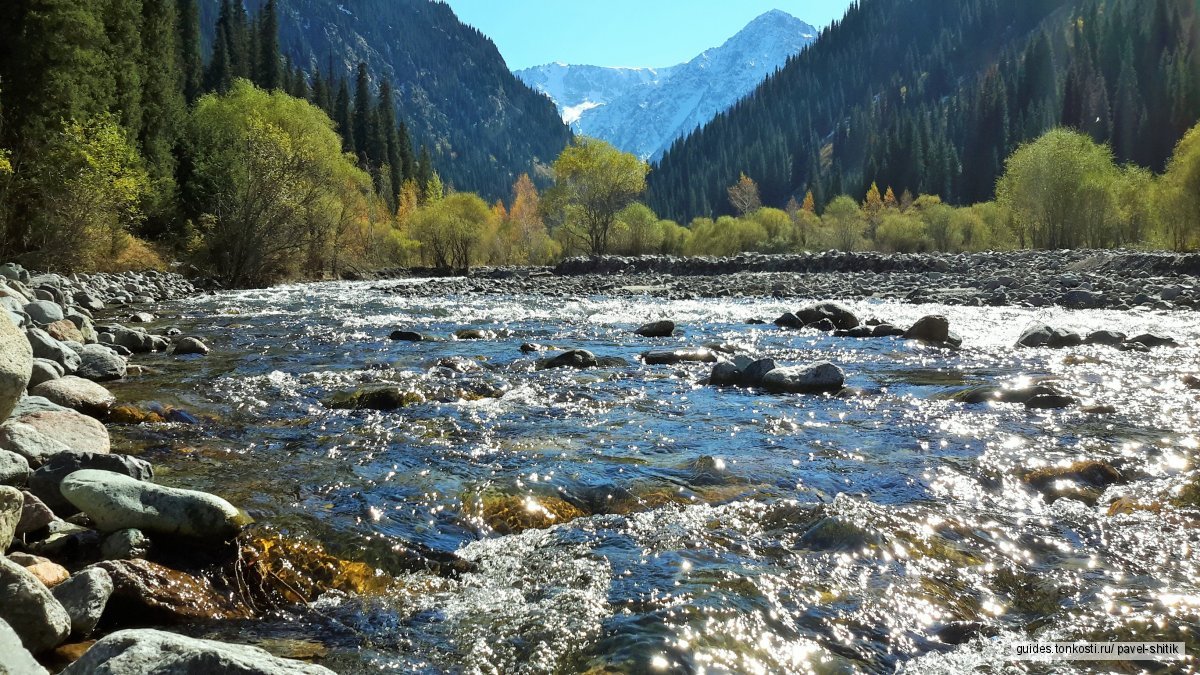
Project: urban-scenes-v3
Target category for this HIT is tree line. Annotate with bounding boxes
[648,0,1200,225]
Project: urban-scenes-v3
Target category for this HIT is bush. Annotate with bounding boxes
[875,212,931,252]
[408,192,496,272]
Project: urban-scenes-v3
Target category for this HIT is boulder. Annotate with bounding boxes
[44,320,83,344]
[0,617,48,675]
[325,386,425,411]
[773,312,804,329]
[61,470,244,540]
[101,528,151,561]
[1025,394,1077,410]
[0,485,21,550]
[709,362,742,387]
[72,292,104,312]
[30,454,153,516]
[170,337,209,356]
[797,302,859,330]
[92,560,252,623]
[1125,333,1178,349]
[739,358,779,388]
[76,344,126,382]
[0,449,30,487]
[28,359,63,388]
[51,568,112,638]
[23,559,69,588]
[24,328,80,374]
[29,377,115,417]
[1084,330,1126,346]
[388,330,427,342]
[23,301,63,326]
[761,362,846,394]
[15,491,55,537]
[454,329,495,340]
[642,348,717,365]
[0,312,32,421]
[903,315,950,343]
[634,320,675,338]
[60,629,336,675]
[1016,324,1082,349]
[538,349,597,370]
[1060,289,1102,308]
[0,556,71,653]
[0,410,110,466]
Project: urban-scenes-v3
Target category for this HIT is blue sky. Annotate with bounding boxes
[443,1,856,70]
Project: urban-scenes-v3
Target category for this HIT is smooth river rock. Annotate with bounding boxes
[30,454,153,516]
[761,362,846,394]
[29,376,115,417]
[0,485,22,550]
[61,629,337,675]
[0,312,32,421]
[50,567,113,638]
[634,320,676,337]
[0,556,71,653]
[76,344,127,382]
[0,617,49,675]
[0,410,111,467]
[61,470,245,540]
[0,449,31,487]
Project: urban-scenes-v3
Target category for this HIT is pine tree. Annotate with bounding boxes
[138,0,186,226]
[334,76,354,153]
[177,0,203,103]
[257,0,281,90]
[352,62,373,163]
[377,79,403,208]
[415,145,433,202]
[311,66,331,112]
[102,0,145,139]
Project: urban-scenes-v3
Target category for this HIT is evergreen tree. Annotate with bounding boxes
[138,0,187,226]
[377,79,404,208]
[177,0,203,104]
[102,0,145,139]
[334,76,354,153]
[257,0,281,90]
[352,62,373,163]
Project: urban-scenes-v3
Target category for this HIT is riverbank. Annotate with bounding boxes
[373,249,1200,311]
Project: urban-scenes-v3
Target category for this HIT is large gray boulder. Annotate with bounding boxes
[22,301,63,326]
[761,362,846,394]
[29,376,115,417]
[28,359,63,388]
[61,470,245,540]
[0,410,111,467]
[30,453,152,516]
[797,302,859,330]
[77,344,127,382]
[61,629,337,674]
[0,617,49,675]
[0,556,71,653]
[24,328,80,374]
[51,567,113,638]
[0,485,22,550]
[0,449,31,487]
[0,312,32,422]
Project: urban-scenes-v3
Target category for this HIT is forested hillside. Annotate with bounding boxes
[203,0,572,199]
[648,0,1200,223]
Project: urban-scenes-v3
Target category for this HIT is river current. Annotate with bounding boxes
[106,279,1200,674]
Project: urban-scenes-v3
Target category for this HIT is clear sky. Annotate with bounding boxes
[443,1,856,71]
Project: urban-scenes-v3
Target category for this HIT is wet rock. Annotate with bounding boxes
[739,358,779,388]
[325,386,425,411]
[1024,394,1078,410]
[29,377,115,417]
[92,560,253,623]
[61,470,245,540]
[1016,324,1082,349]
[454,328,495,340]
[1084,330,1126,346]
[23,301,63,326]
[773,312,803,329]
[0,313,33,421]
[107,405,164,425]
[518,342,543,353]
[30,454,153,516]
[1022,461,1123,505]
[797,302,859,330]
[634,320,675,337]
[0,485,21,550]
[0,556,71,653]
[469,492,587,535]
[51,568,112,638]
[60,629,336,675]
[0,408,111,466]
[538,349,597,370]
[76,345,126,382]
[170,337,209,356]
[761,362,845,394]
[100,528,151,561]
[810,317,836,332]
[388,330,428,342]
[1125,333,1178,349]
[127,312,155,323]
[834,325,875,338]
[29,359,63,387]
[1185,374,1200,390]
[0,617,48,675]
[97,325,155,353]
[0,449,30,487]
[903,315,950,343]
[709,361,742,386]
[641,348,717,365]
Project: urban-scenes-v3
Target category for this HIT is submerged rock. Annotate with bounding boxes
[61,470,246,540]
[389,330,428,342]
[634,320,675,337]
[467,492,587,535]
[1022,461,1123,505]
[60,629,336,675]
[641,348,718,365]
[537,349,627,370]
[94,560,253,623]
[761,362,845,394]
[171,336,210,356]
[325,386,425,411]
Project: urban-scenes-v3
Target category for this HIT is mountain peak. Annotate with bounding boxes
[514,10,817,161]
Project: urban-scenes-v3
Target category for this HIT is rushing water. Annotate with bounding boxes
[105,279,1200,674]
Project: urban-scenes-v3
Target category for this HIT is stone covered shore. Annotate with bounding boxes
[0,263,333,674]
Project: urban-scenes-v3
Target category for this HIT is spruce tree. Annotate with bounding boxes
[177,0,203,103]
[258,0,282,90]
[353,62,373,162]
[102,0,145,140]
[138,0,186,226]
[377,79,403,207]
[334,76,354,153]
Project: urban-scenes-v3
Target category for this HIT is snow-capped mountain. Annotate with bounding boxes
[515,10,818,162]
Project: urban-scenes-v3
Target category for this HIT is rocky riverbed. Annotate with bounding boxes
[2,252,1199,673]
